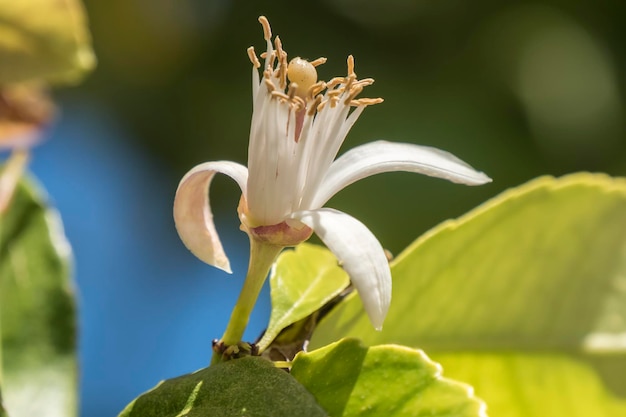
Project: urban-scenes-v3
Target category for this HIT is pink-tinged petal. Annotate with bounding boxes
[173,161,248,273]
[312,140,492,207]
[290,208,391,330]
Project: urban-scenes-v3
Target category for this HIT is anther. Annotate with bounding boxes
[326,77,345,89]
[292,96,305,112]
[310,57,327,67]
[344,74,356,93]
[287,57,318,99]
[354,78,375,88]
[274,37,288,89]
[264,78,275,92]
[350,97,384,107]
[271,91,290,101]
[247,47,260,68]
[259,16,272,41]
[308,95,323,116]
[327,88,343,95]
[344,85,363,105]
[308,81,326,98]
[347,55,356,77]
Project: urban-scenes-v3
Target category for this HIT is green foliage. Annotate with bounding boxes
[0,0,95,85]
[119,356,327,417]
[0,179,76,417]
[291,338,485,417]
[257,244,350,352]
[310,173,626,416]
[432,353,626,417]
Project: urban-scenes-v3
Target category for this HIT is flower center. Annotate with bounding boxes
[247,17,385,133]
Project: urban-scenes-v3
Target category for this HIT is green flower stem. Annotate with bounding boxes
[212,238,283,364]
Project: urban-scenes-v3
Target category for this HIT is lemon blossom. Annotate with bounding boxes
[174,17,491,336]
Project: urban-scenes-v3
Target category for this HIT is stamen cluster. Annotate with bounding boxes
[247,16,383,123]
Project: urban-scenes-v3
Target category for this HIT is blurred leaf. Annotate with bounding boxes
[0,178,76,417]
[0,86,55,151]
[0,0,96,85]
[291,338,485,417]
[0,151,28,213]
[0,392,6,417]
[432,353,626,417]
[312,173,626,416]
[119,356,327,417]
[257,244,350,352]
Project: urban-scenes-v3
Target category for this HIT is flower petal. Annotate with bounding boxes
[173,161,248,273]
[311,140,492,207]
[290,208,391,330]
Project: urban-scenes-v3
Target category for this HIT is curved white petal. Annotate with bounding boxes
[173,161,248,273]
[311,140,492,207]
[290,208,391,330]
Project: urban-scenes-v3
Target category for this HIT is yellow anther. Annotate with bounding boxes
[292,96,305,112]
[354,78,375,88]
[347,55,356,77]
[287,57,318,99]
[350,97,384,107]
[344,73,356,93]
[264,78,275,92]
[259,16,272,41]
[310,57,327,67]
[271,91,290,101]
[308,95,323,116]
[344,85,363,105]
[274,37,288,89]
[309,81,326,98]
[247,47,260,68]
[326,77,345,89]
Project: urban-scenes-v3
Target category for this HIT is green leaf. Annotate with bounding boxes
[257,243,350,352]
[119,356,327,417]
[431,353,626,417]
[311,173,626,416]
[0,391,7,417]
[0,0,96,85]
[291,338,485,417]
[0,178,76,417]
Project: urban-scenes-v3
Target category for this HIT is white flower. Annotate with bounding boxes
[173,16,491,330]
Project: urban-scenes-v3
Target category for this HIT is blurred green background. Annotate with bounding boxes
[38,0,626,414]
[66,0,626,255]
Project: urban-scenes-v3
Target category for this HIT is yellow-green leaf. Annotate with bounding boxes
[291,338,486,417]
[311,173,626,416]
[257,244,350,352]
[0,0,96,85]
